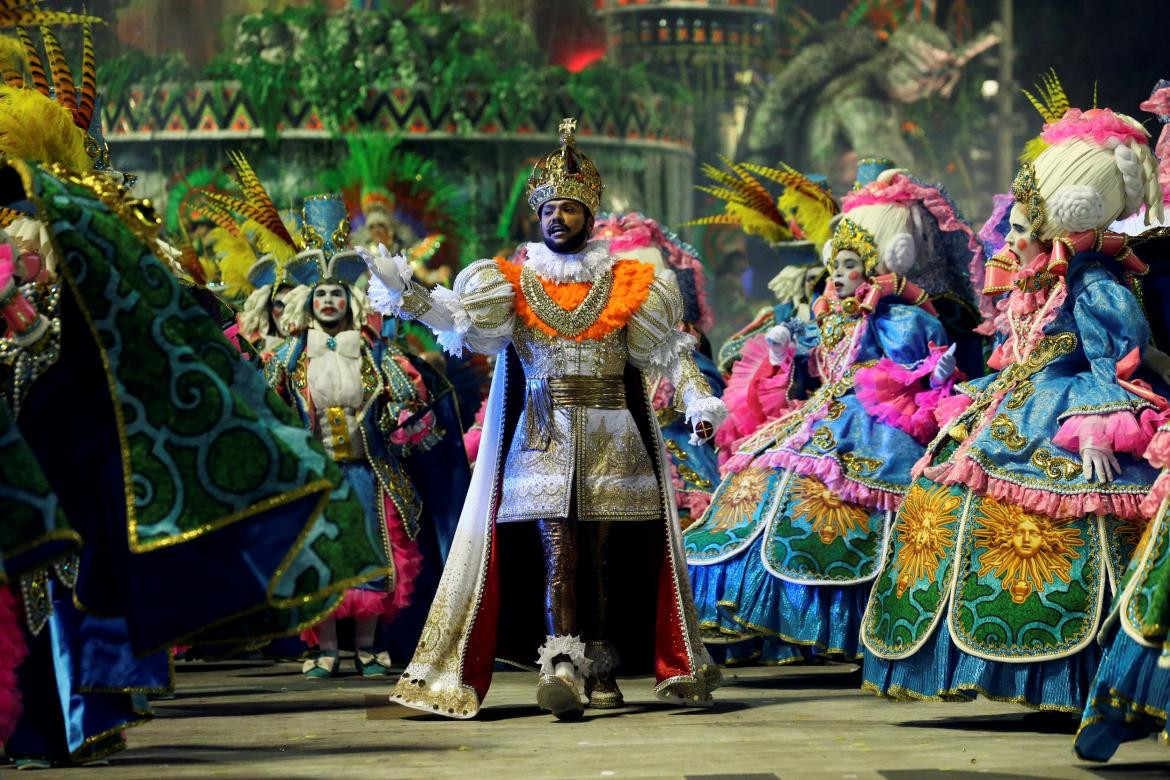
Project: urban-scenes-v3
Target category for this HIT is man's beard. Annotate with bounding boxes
[542,221,590,254]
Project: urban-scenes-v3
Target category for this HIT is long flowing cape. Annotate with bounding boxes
[389,347,719,718]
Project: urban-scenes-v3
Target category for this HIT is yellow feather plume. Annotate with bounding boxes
[0,34,25,77]
[1018,135,1050,165]
[204,227,255,298]
[1020,69,1070,125]
[0,84,90,169]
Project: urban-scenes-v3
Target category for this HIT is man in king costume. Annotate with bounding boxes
[365,119,726,720]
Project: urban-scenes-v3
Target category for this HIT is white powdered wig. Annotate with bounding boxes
[842,201,917,275]
[280,283,370,334]
[1034,119,1164,240]
[240,284,274,335]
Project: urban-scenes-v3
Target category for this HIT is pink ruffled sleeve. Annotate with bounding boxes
[1052,409,1164,459]
[714,335,795,460]
[854,345,955,445]
[934,393,973,429]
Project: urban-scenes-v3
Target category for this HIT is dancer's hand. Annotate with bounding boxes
[764,324,792,366]
[364,243,409,294]
[1081,437,1121,483]
[930,344,957,388]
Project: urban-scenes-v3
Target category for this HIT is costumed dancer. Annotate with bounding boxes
[365,119,726,720]
[709,160,855,381]
[188,171,301,356]
[687,165,980,664]
[265,194,448,678]
[686,161,840,465]
[0,22,396,765]
[1074,81,1170,761]
[862,95,1165,713]
[1075,223,1170,760]
[593,212,723,529]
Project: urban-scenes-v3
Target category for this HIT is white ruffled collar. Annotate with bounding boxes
[523,240,613,283]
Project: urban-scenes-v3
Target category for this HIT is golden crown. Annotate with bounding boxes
[830,217,880,275]
[526,118,604,214]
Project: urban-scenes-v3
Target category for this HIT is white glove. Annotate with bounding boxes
[363,243,409,295]
[764,324,792,366]
[930,344,957,388]
[1081,436,1120,484]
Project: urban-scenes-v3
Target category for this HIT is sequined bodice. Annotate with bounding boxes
[511,320,629,380]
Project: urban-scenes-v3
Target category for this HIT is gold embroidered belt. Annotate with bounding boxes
[547,376,627,409]
[523,376,627,452]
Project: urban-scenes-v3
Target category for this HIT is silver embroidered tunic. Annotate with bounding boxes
[384,240,720,523]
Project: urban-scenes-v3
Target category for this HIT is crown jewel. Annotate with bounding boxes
[829,217,880,275]
[526,117,604,214]
[1011,161,1047,239]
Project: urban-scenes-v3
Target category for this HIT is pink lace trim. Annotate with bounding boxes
[1041,107,1149,148]
[924,456,1146,520]
[756,449,901,511]
[722,451,759,474]
[1052,410,1161,458]
[1141,470,1170,517]
[854,346,952,444]
[0,586,26,741]
[1144,427,1170,470]
[934,393,973,429]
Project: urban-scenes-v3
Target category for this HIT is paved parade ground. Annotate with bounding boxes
[31,659,1167,779]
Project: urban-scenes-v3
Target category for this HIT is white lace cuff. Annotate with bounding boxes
[536,634,593,677]
[363,247,413,315]
[430,285,472,356]
[685,395,728,443]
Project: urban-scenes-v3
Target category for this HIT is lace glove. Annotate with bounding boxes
[930,344,958,388]
[362,244,410,309]
[764,324,792,366]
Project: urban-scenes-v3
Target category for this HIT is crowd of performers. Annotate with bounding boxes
[7,5,1170,769]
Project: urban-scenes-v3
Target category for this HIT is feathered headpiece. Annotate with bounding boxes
[685,157,840,250]
[284,194,365,287]
[192,151,301,295]
[0,17,112,177]
[320,134,471,272]
[526,117,603,214]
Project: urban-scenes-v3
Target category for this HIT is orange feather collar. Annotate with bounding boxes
[496,257,656,342]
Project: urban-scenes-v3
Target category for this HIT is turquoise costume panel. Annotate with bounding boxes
[689,295,951,659]
[863,253,1158,712]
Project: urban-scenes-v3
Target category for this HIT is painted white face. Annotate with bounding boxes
[831,251,866,298]
[1003,202,1043,266]
[271,288,291,337]
[312,283,348,325]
